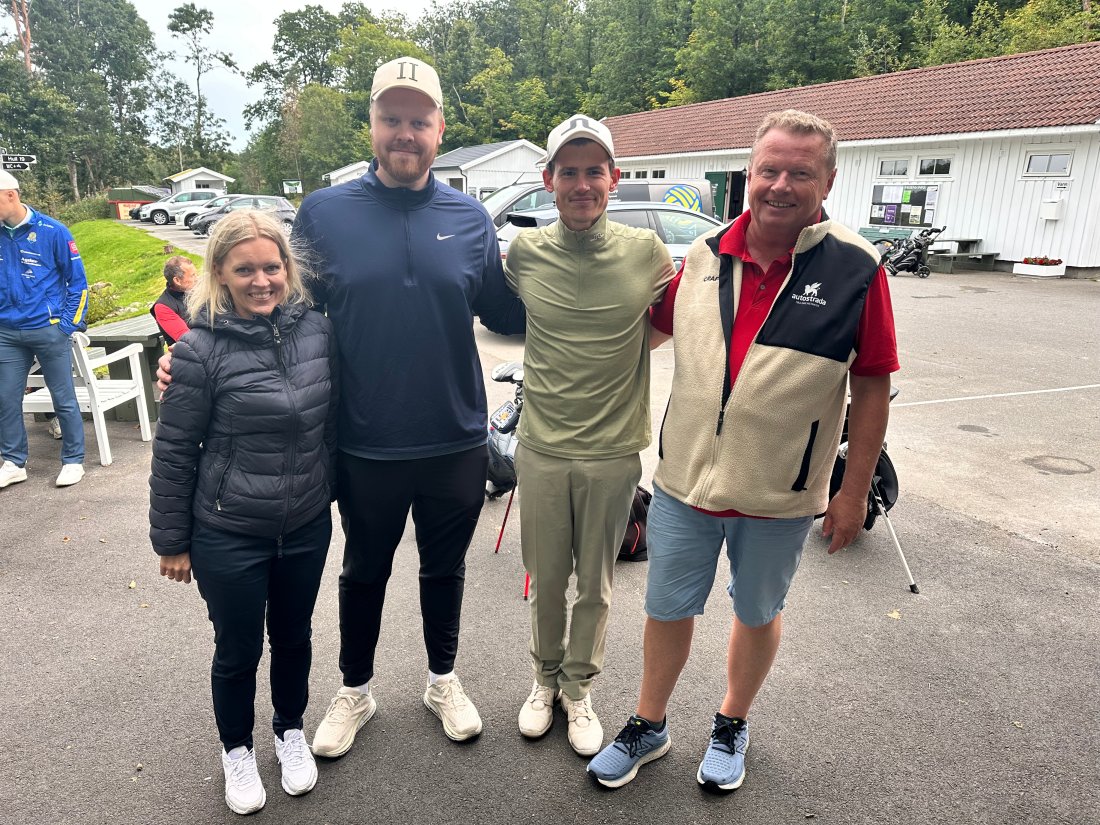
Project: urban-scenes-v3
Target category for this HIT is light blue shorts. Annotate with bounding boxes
[644,485,812,627]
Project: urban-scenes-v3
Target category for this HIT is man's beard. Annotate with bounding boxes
[378,145,433,186]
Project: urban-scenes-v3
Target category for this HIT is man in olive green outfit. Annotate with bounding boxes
[505,115,675,756]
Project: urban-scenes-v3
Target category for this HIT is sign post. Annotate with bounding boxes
[1,153,38,173]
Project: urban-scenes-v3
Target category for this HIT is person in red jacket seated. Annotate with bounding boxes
[150,256,197,345]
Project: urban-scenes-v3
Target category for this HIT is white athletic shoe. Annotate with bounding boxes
[423,676,483,741]
[0,461,27,488]
[562,693,604,756]
[221,746,266,815]
[518,682,559,738]
[55,463,84,487]
[274,729,317,796]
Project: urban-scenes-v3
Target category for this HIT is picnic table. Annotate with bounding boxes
[927,237,999,273]
[86,315,163,422]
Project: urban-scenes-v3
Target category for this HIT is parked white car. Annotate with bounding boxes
[174,193,242,229]
[140,190,224,225]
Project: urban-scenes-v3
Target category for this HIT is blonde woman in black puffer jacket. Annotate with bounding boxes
[150,209,337,816]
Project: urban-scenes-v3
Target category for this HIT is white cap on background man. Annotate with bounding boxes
[542,115,615,165]
[0,169,21,190]
[371,56,444,109]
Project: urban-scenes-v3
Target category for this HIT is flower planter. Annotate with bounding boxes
[1013,262,1065,278]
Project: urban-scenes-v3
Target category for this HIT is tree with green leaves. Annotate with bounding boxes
[670,0,768,105]
[764,0,850,89]
[1002,0,1100,52]
[167,3,238,159]
[14,0,156,195]
[0,43,80,201]
[582,0,695,116]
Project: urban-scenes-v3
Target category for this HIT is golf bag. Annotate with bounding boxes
[618,485,653,562]
[876,226,946,278]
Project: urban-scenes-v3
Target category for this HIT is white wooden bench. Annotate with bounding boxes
[23,331,153,466]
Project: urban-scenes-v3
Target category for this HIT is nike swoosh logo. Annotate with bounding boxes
[437,233,455,240]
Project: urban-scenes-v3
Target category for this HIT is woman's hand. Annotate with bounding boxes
[159,552,193,584]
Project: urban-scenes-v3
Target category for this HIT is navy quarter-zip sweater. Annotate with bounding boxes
[294,161,526,460]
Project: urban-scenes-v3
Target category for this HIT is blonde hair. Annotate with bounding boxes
[751,110,837,170]
[187,210,311,326]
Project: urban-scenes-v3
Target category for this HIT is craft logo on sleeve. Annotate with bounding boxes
[69,240,80,255]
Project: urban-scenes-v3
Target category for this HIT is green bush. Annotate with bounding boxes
[58,195,112,227]
[85,281,120,325]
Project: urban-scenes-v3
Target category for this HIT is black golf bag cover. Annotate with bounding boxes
[618,485,653,562]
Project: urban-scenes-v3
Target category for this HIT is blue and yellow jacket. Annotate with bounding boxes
[0,207,88,334]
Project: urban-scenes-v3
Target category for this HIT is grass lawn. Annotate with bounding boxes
[70,220,202,325]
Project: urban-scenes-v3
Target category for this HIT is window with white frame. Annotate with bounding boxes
[634,170,648,179]
[1024,151,1071,176]
[620,170,632,179]
[878,158,909,177]
[918,157,951,176]
[651,169,666,179]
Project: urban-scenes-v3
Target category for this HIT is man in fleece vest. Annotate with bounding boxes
[588,110,899,792]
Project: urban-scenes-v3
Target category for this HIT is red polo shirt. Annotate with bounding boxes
[650,210,899,517]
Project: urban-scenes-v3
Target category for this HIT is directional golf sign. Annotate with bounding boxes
[2,154,36,164]
[3,162,31,171]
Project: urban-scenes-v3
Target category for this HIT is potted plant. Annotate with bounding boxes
[1013,256,1065,278]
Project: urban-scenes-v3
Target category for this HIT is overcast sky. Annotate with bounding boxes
[129,0,434,150]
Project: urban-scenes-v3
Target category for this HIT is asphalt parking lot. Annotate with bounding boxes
[2,247,1097,823]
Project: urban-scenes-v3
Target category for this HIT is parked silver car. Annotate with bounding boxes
[481,179,717,228]
[174,193,242,229]
[498,202,723,269]
[140,190,224,225]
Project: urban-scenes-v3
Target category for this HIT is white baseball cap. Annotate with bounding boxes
[543,115,615,164]
[0,169,20,190]
[371,56,444,109]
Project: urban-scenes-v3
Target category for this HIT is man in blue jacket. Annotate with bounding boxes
[0,170,88,489]
[296,56,525,754]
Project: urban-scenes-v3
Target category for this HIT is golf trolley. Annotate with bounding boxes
[875,226,946,279]
[827,386,919,593]
[484,362,528,596]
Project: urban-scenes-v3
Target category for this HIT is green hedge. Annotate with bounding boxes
[57,195,113,226]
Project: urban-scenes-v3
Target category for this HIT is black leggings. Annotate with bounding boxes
[336,445,488,686]
[190,509,331,751]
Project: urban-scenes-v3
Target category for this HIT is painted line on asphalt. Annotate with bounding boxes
[894,384,1100,408]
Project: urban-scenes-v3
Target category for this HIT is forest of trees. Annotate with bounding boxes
[1,0,1097,206]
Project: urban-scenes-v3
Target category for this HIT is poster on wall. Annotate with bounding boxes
[869,184,939,227]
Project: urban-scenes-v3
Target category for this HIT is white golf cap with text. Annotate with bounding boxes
[371,56,444,109]
[543,115,615,164]
[0,169,20,190]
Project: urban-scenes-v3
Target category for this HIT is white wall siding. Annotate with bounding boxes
[434,146,543,197]
[619,128,1100,267]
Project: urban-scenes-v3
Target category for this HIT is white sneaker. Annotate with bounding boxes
[518,682,560,738]
[0,461,27,489]
[47,418,62,439]
[221,746,266,815]
[562,693,604,756]
[55,463,84,487]
[311,686,377,758]
[274,729,317,796]
[423,675,483,741]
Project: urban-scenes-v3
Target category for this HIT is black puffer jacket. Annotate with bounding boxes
[149,303,337,556]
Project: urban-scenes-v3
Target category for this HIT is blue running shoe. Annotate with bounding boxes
[697,714,749,791]
[587,715,670,788]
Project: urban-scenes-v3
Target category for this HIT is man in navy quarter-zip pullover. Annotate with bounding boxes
[296,56,525,755]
